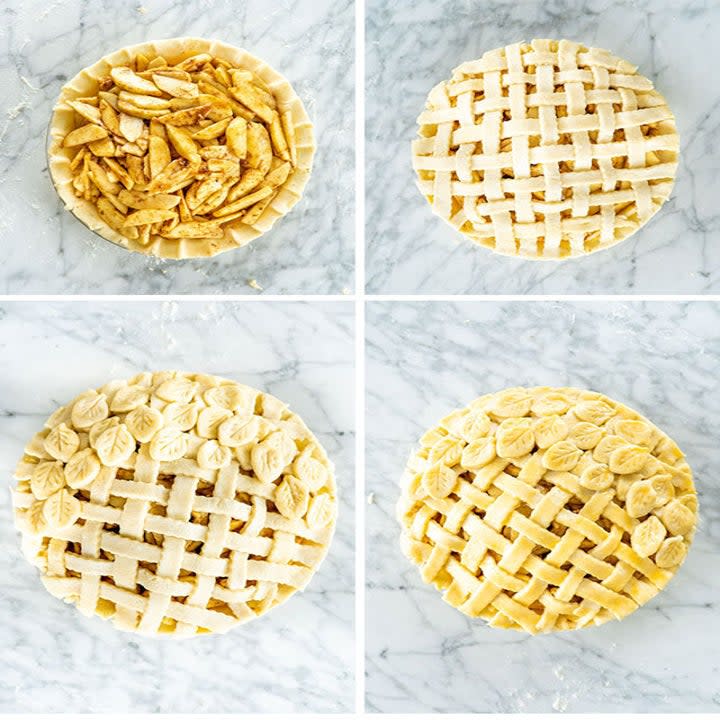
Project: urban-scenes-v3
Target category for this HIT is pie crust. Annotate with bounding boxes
[397,387,697,633]
[412,39,679,259]
[13,371,336,636]
[48,37,314,259]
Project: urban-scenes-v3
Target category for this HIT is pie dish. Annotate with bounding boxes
[397,386,697,633]
[412,39,679,259]
[12,371,336,636]
[48,37,314,259]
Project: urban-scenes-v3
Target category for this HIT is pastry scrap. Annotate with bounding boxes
[397,387,697,633]
[13,371,336,636]
[48,38,314,258]
[412,39,679,259]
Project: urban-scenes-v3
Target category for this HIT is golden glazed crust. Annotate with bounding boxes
[412,39,679,259]
[48,37,314,259]
[397,386,697,633]
[13,371,336,636]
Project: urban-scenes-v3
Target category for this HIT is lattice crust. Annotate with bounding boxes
[397,387,697,634]
[412,39,679,259]
[13,372,336,636]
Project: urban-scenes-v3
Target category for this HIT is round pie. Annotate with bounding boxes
[48,37,314,259]
[397,387,697,633]
[412,39,679,259]
[12,371,336,636]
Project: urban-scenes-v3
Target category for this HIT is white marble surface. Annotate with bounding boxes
[0,300,354,713]
[366,0,720,294]
[366,300,720,712]
[0,0,353,294]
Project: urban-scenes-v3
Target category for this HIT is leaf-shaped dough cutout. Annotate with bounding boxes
[542,440,582,471]
[574,400,615,426]
[155,377,199,403]
[274,475,310,519]
[428,436,464,467]
[655,536,687,568]
[640,456,662,478]
[204,384,256,412]
[496,418,535,458]
[110,385,150,412]
[461,437,496,469]
[490,388,532,418]
[197,440,232,469]
[94,423,135,466]
[531,391,570,416]
[196,406,233,439]
[578,463,614,491]
[43,489,81,529]
[631,515,666,557]
[533,415,568,449]
[615,419,653,447]
[439,409,469,435]
[71,391,109,429]
[255,417,277,441]
[625,480,657,518]
[592,435,627,464]
[649,474,675,507]
[609,444,649,475]
[277,415,308,441]
[89,416,120,447]
[26,500,47,535]
[306,493,335,528]
[162,402,200,431]
[419,427,447,449]
[258,393,286,420]
[218,415,260,447]
[660,499,695,537]
[251,431,296,483]
[30,461,66,499]
[568,422,603,450]
[421,463,457,499]
[45,404,73,429]
[125,404,164,442]
[149,427,189,461]
[44,423,80,462]
[458,411,491,441]
[64,448,101,489]
[292,449,330,492]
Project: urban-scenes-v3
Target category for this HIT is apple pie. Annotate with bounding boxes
[13,371,336,636]
[397,387,697,633]
[48,37,314,258]
[412,39,679,259]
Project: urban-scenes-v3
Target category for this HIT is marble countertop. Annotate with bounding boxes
[365,300,720,712]
[0,0,354,295]
[0,300,355,713]
[366,0,720,294]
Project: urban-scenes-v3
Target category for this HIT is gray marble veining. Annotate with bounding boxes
[0,0,354,294]
[366,0,720,294]
[366,300,720,712]
[0,300,355,713]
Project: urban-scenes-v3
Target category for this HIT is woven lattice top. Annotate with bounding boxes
[412,39,679,259]
[13,371,336,636]
[397,387,697,633]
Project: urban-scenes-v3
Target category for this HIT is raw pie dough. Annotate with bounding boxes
[397,387,697,633]
[48,37,314,259]
[13,372,336,636]
[412,39,679,259]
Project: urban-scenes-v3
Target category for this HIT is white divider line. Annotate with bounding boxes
[354,0,367,713]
